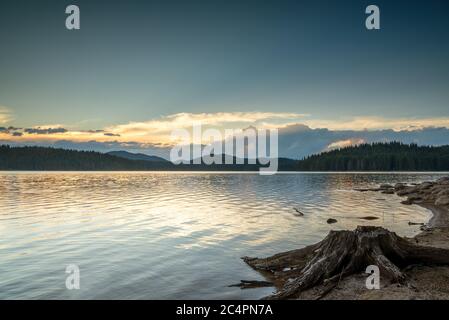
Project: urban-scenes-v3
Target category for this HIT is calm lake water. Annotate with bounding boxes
[0,172,446,299]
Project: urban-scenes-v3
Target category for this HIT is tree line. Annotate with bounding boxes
[296,142,449,171]
[1,142,449,171]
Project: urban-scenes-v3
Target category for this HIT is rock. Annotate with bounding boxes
[354,187,381,192]
[381,189,395,194]
[435,196,449,206]
[394,183,406,191]
[408,195,423,202]
[401,199,413,205]
[408,222,425,226]
[327,218,338,224]
[354,188,370,192]
[437,189,449,197]
[418,182,433,190]
[436,177,449,185]
[420,225,433,232]
[380,184,393,190]
[397,187,417,197]
[359,216,379,220]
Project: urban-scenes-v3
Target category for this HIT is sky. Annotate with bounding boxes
[0,0,448,158]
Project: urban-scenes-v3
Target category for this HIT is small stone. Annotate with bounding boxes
[436,177,449,185]
[394,183,406,191]
[327,218,338,224]
[418,182,434,190]
[360,216,380,220]
[397,187,417,197]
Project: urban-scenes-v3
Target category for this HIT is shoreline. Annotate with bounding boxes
[241,177,449,300]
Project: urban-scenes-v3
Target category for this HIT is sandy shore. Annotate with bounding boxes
[243,177,449,300]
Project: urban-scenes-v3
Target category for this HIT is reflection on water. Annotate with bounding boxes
[0,172,444,299]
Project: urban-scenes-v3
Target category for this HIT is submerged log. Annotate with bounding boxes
[228,280,273,289]
[242,226,449,299]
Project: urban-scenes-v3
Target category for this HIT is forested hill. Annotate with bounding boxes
[2,143,449,171]
[0,145,270,171]
[296,142,449,171]
[0,145,171,170]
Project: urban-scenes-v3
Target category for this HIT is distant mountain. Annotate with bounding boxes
[107,151,168,162]
[297,142,449,171]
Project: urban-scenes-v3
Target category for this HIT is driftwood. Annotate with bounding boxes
[242,226,449,299]
[228,280,273,289]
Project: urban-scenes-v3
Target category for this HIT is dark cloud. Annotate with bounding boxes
[11,132,23,137]
[104,133,121,137]
[278,125,449,159]
[24,127,68,134]
[86,129,104,133]
[0,126,22,135]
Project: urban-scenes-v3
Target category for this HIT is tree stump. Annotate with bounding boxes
[242,226,449,299]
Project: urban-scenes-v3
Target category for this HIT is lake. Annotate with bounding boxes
[0,172,445,299]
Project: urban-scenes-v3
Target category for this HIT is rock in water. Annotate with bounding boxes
[326,218,338,224]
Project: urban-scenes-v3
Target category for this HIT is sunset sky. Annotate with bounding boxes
[0,0,448,157]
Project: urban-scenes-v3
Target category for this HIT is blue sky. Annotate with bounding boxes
[0,0,448,157]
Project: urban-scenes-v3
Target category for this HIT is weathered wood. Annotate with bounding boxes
[242,226,449,299]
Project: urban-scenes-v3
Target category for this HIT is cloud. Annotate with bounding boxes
[24,127,68,134]
[104,112,306,144]
[3,113,449,159]
[303,116,449,131]
[326,138,365,151]
[87,129,104,133]
[277,124,449,159]
[78,112,306,146]
[0,106,12,124]
[0,126,22,136]
[104,133,121,137]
